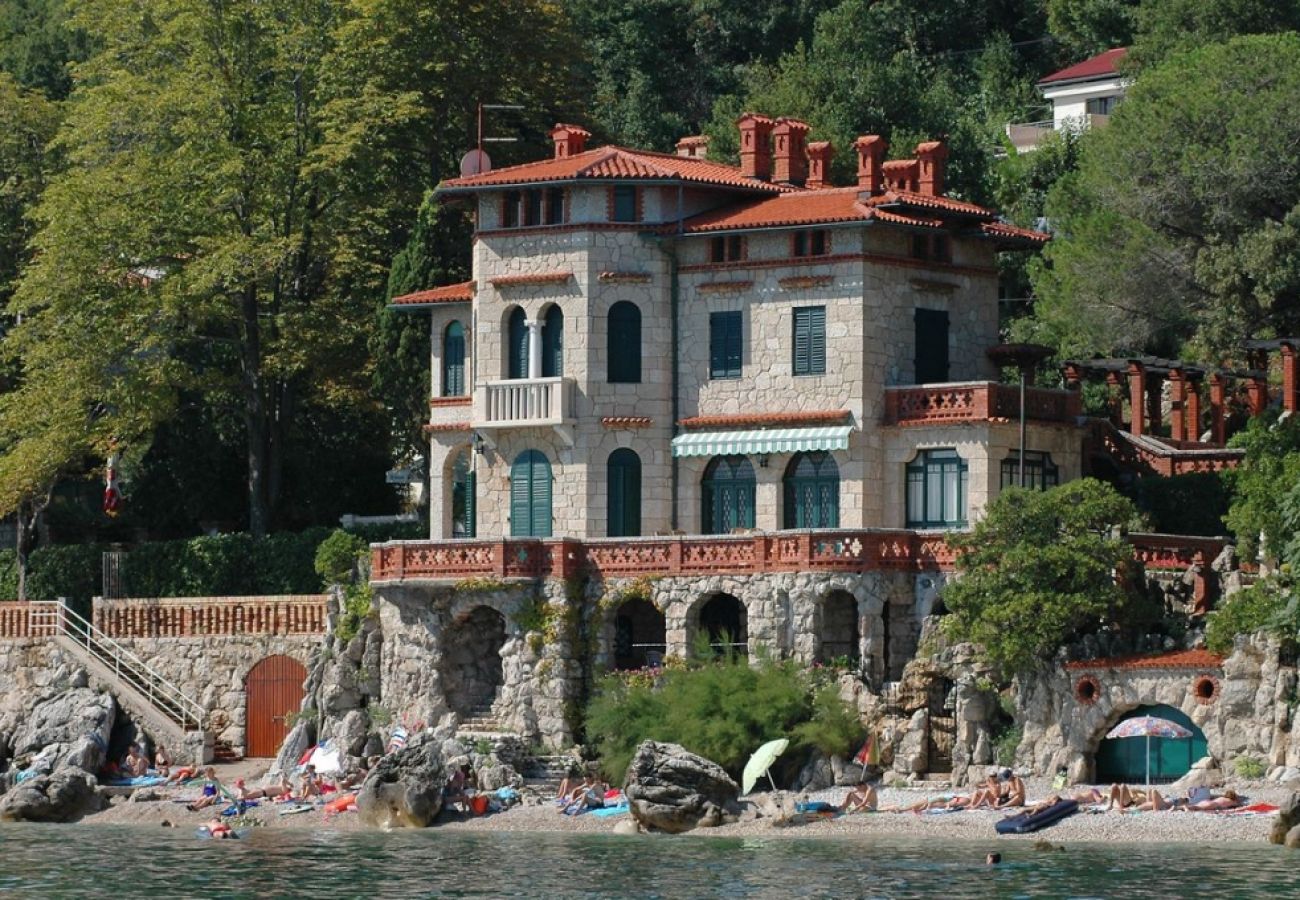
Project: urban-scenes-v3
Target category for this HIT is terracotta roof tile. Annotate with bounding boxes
[489,271,572,287]
[1064,649,1223,671]
[440,146,794,194]
[981,221,1051,244]
[601,416,653,428]
[391,280,474,306]
[679,410,852,430]
[868,190,995,217]
[1040,47,1128,85]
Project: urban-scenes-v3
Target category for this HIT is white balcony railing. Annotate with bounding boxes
[477,376,572,427]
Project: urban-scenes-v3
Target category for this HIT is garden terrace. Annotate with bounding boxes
[882,381,1080,426]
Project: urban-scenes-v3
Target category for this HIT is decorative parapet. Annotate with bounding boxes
[1088,420,1245,476]
[882,381,1081,426]
[597,271,652,284]
[1128,532,1234,571]
[92,595,329,638]
[0,602,59,639]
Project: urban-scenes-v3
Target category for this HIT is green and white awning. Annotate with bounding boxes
[671,426,853,458]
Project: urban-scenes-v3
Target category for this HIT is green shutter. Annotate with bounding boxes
[443,322,465,396]
[607,449,641,537]
[508,309,528,379]
[793,308,810,375]
[532,454,552,537]
[809,306,825,374]
[510,453,532,537]
[914,308,949,383]
[711,311,742,378]
[608,303,641,383]
[465,470,476,538]
[542,306,563,378]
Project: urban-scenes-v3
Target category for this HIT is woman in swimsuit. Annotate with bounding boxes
[187,767,223,811]
[200,819,236,839]
[839,781,878,813]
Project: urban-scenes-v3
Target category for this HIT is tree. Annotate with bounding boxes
[941,479,1145,676]
[1029,34,1300,360]
[0,0,92,99]
[1130,0,1300,69]
[0,72,60,314]
[1222,413,1300,565]
[1045,0,1137,62]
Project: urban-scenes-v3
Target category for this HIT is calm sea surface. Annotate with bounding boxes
[1,824,1296,898]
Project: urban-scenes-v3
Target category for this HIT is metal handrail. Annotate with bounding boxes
[33,600,205,731]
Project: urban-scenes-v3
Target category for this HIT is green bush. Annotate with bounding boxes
[334,583,374,643]
[1133,473,1231,537]
[993,724,1022,767]
[585,651,860,782]
[1205,577,1300,654]
[1235,755,1266,779]
[314,529,369,588]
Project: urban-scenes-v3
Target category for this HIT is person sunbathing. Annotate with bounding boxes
[124,744,149,778]
[993,769,1026,809]
[295,764,322,801]
[199,819,236,840]
[1026,787,1104,814]
[881,794,957,813]
[186,768,224,811]
[1184,789,1242,811]
[949,773,1001,810]
[165,764,199,785]
[154,745,172,778]
[561,773,608,815]
[1106,783,1160,811]
[839,781,878,813]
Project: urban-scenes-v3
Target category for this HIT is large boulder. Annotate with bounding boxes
[0,769,104,823]
[1270,791,1300,845]
[268,720,313,781]
[10,688,115,774]
[623,741,740,834]
[356,733,446,828]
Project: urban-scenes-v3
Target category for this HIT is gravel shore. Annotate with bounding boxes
[78,764,1290,845]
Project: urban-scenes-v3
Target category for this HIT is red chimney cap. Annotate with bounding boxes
[549,123,591,139]
[736,112,776,126]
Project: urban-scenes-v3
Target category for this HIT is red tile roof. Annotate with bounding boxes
[981,221,1051,244]
[391,280,474,306]
[440,146,794,194]
[679,410,852,430]
[1040,48,1128,85]
[1064,649,1223,671]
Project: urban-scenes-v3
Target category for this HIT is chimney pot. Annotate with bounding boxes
[675,135,710,159]
[549,123,591,160]
[736,113,775,180]
[771,117,811,186]
[853,135,888,195]
[806,141,833,190]
[914,139,949,196]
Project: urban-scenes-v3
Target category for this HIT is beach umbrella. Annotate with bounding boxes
[1105,716,1193,789]
[742,738,789,795]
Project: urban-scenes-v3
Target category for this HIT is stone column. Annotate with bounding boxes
[527,321,543,380]
[1126,361,1146,437]
[1208,372,1226,444]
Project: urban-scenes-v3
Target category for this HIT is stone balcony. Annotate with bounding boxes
[475,376,575,429]
[882,381,1081,427]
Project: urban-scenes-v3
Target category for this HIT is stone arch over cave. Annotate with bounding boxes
[608,596,667,670]
[1090,702,1209,785]
[817,589,860,665]
[439,605,508,717]
[691,592,748,658]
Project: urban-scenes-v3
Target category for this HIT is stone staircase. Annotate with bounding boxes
[31,601,213,763]
[456,700,514,737]
[522,754,575,788]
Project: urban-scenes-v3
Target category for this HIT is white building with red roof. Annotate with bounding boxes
[1008,47,1129,153]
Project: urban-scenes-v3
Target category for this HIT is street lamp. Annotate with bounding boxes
[987,343,1054,488]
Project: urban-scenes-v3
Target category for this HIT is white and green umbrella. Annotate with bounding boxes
[742,738,790,794]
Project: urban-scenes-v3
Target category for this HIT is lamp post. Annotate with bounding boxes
[987,343,1054,488]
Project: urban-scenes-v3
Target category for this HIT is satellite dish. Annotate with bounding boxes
[460,148,492,177]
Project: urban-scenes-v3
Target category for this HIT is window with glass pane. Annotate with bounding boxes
[905,449,968,527]
[545,188,564,225]
[783,452,839,528]
[507,307,528,379]
[702,456,756,534]
[792,306,826,375]
[608,302,641,383]
[709,311,742,379]
[524,189,543,226]
[442,321,465,396]
[612,186,638,222]
[501,191,519,228]
[1000,451,1059,491]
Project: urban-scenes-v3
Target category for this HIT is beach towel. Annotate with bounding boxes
[921,807,965,816]
[795,801,836,815]
[1223,803,1277,817]
[103,775,167,787]
[278,803,314,816]
[591,803,630,818]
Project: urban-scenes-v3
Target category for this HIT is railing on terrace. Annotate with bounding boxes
[0,601,62,639]
[92,595,329,638]
[371,529,1236,584]
[477,377,573,428]
[882,381,1081,427]
[1086,419,1245,476]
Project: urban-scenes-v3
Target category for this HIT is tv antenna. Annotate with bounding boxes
[459,102,525,177]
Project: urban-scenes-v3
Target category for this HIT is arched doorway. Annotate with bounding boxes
[698,593,747,658]
[440,606,507,717]
[783,452,839,528]
[607,448,642,537]
[819,590,859,665]
[1095,704,1209,784]
[612,597,666,670]
[510,449,552,537]
[245,655,307,758]
[702,456,756,534]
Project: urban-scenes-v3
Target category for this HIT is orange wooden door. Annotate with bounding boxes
[245,655,307,758]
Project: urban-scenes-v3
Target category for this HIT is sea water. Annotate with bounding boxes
[0,825,1296,898]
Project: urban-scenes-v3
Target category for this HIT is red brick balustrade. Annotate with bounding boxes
[882,382,1081,426]
[0,602,59,639]
[91,595,328,638]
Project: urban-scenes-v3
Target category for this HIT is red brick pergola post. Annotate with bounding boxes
[1185,375,1202,441]
[1208,372,1227,444]
[1168,368,1187,443]
[1246,373,1269,417]
[1282,341,1299,413]
[1126,361,1146,437]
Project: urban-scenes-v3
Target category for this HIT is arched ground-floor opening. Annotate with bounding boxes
[439,606,507,717]
[697,592,747,658]
[1095,703,1208,784]
[818,590,859,665]
[612,597,666,670]
[245,655,307,758]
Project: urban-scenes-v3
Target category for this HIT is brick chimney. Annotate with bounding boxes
[806,141,833,189]
[915,140,948,196]
[853,135,888,195]
[549,123,591,159]
[675,135,710,159]
[771,118,810,185]
[737,113,775,180]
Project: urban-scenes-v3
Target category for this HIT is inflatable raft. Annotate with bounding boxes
[995,798,1079,834]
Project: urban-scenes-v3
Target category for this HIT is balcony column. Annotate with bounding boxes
[527,320,543,380]
[1208,372,1226,444]
[1168,368,1186,443]
[1126,361,1146,437]
[1246,373,1268,418]
[1185,376,1202,442]
[1146,372,1163,435]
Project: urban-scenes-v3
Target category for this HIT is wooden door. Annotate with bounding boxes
[245,655,307,758]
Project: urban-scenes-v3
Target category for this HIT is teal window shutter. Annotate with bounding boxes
[702,455,755,533]
[612,186,638,222]
[443,321,465,397]
[532,454,552,537]
[510,449,552,537]
[709,311,742,379]
[508,307,528,379]
[783,452,839,528]
[913,308,950,383]
[607,448,642,537]
[542,306,563,378]
[608,302,642,383]
[793,306,825,375]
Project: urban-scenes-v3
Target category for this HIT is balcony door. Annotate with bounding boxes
[607,448,642,537]
[542,305,563,377]
[507,307,528,379]
[510,449,552,537]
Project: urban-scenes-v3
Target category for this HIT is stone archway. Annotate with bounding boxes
[439,606,507,717]
[696,592,747,658]
[610,597,666,670]
[1093,703,1208,784]
[818,590,859,665]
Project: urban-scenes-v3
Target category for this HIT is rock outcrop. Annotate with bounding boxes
[624,741,740,833]
[0,768,104,823]
[356,733,446,828]
[1270,792,1300,847]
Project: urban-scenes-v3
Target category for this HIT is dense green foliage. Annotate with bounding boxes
[0,73,59,313]
[585,651,861,781]
[1132,472,1232,537]
[0,0,91,99]
[1031,34,1300,358]
[314,529,369,588]
[941,480,1149,676]
[1205,576,1300,654]
[1222,413,1300,563]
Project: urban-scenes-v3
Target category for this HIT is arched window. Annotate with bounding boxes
[783,451,839,528]
[608,302,642,383]
[509,449,552,537]
[905,449,967,528]
[450,449,475,538]
[443,321,466,397]
[507,307,528,379]
[701,456,756,534]
[542,305,563,378]
[607,448,642,537]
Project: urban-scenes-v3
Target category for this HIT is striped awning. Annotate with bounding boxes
[671,426,853,457]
